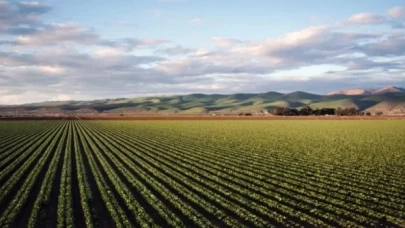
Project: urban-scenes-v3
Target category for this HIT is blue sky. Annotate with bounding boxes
[46,0,402,44]
[1,0,405,104]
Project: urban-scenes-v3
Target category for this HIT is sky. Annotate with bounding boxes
[1,0,405,104]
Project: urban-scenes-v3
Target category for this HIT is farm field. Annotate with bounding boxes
[0,120,404,227]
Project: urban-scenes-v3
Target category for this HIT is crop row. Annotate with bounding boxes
[0,121,67,227]
[0,120,404,228]
[88,120,405,227]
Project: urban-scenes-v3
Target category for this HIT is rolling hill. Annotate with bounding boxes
[327,86,405,96]
[1,86,405,115]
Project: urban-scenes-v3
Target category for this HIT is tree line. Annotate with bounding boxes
[271,106,382,116]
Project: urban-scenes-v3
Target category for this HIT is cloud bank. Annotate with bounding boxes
[1,1,405,104]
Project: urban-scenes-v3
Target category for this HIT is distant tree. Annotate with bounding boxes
[272,108,284,115]
[244,113,252,116]
[272,107,291,115]
[366,112,371,116]
[313,108,322,116]
[321,108,335,115]
[376,111,383,116]
[271,107,333,116]
[289,108,299,116]
[299,106,312,116]
[347,107,359,116]
[271,107,300,116]
[338,107,360,116]
[282,107,290,115]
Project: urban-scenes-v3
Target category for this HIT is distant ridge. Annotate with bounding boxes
[327,85,405,96]
[1,85,405,115]
[373,86,405,94]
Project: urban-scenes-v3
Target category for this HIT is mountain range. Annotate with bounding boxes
[327,86,405,96]
[1,86,405,115]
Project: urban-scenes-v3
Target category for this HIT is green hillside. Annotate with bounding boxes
[1,91,405,114]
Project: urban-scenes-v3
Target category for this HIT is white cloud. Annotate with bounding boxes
[0,1,50,31]
[284,25,330,43]
[38,65,66,75]
[388,6,405,18]
[155,45,194,55]
[54,94,71,101]
[93,48,122,57]
[194,48,210,56]
[101,38,168,51]
[229,25,335,57]
[16,23,99,46]
[189,18,203,24]
[0,94,21,105]
[346,13,386,24]
[0,91,76,105]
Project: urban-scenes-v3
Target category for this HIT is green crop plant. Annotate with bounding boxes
[0,120,404,227]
